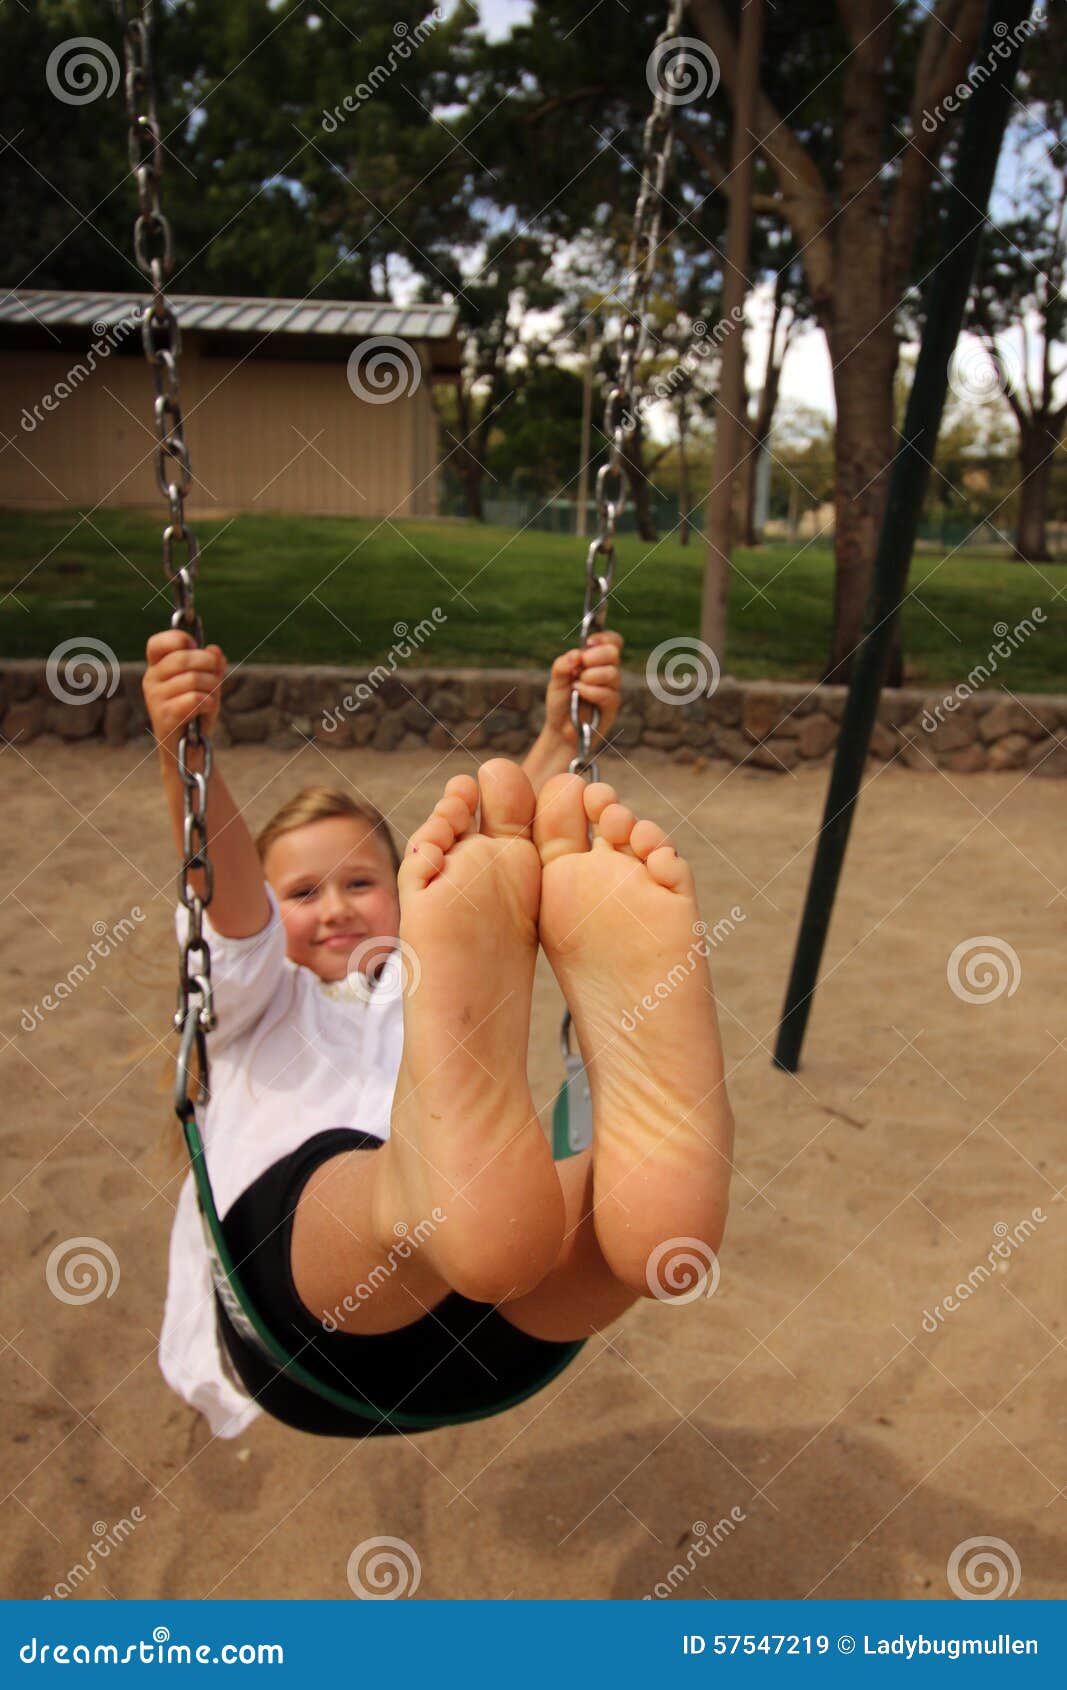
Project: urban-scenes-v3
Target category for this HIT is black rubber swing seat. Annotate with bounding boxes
[192,1119,586,1439]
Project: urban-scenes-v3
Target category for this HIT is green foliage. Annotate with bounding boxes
[3,509,1062,692]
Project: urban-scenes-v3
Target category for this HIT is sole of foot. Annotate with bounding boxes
[376,760,565,1305]
[534,773,734,1300]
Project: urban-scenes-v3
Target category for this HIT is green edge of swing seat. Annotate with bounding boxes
[183,1114,585,1433]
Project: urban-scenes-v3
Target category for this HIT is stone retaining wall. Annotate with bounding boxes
[2,661,1065,775]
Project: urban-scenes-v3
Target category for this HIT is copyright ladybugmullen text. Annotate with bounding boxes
[679,1634,1038,1658]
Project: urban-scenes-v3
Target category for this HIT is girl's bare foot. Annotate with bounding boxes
[375,760,564,1305]
[534,774,734,1297]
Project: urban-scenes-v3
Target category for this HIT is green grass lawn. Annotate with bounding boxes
[1,508,1063,692]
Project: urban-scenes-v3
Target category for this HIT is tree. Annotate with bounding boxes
[687,0,1012,678]
[966,31,1067,562]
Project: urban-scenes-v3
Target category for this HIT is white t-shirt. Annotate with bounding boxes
[159,885,403,1438]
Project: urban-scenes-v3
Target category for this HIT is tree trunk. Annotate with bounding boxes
[826,320,900,685]
[1013,420,1056,562]
[678,400,691,547]
[621,422,657,542]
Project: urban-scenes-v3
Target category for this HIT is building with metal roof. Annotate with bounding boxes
[0,289,462,519]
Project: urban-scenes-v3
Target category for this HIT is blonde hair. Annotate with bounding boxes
[255,785,401,877]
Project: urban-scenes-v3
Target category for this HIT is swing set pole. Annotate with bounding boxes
[773,0,1032,1074]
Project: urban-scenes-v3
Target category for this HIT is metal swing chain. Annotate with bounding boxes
[568,0,685,782]
[118,1,216,1121]
[560,0,684,1074]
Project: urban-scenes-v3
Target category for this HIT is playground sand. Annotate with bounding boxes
[3,742,1065,1600]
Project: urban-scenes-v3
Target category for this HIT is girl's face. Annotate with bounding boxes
[263,815,400,983]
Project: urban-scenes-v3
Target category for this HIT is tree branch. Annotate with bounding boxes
[885,0,987,303]
[674,118,782,213]
[687,0,836,316]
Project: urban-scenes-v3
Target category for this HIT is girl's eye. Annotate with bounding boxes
[348,878,372,890]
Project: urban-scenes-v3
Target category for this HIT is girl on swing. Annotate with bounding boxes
[146,626,734,1440]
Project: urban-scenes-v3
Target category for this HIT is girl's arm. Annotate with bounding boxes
[145,631,271,940]
[521,630,624,793]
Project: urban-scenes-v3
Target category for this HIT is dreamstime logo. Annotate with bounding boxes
[321,10,444,130]
[45,37,120,105]
[646,36,720,105]
[617,309,747,433]
[20,907,147,1033]
[920,1208,1046,1333]
[947,936,1021,1004]
[643,1508,747,1599]
[645,1237,720,1303]
[947,340,1021,408]
[920,11,1044,134]
[46,637,120,706]
[920,610,1045,732]
[21,309,140,433]
[646,636,721,705]
[43,1510,146,1600]
[344,937,422,1004]
[346,1536,422,1599]
[947,1536,1021,1600]
[320,609,447,731]
[346,337,422,403]
[322,1210,446,1332]
[622,910,745,1032]
[45,1238,120,1305]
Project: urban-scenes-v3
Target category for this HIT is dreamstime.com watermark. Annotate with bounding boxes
[45,1237,120,1305]
[646,635,721,705]
[921,1209,1046,1333]
[321,13,443,131]
[46,636,121,705]
[946,935,1021,1005]
[619,309,746,431]
[346,336,424,402]
[947,1535,1022,1600]
[645,1237,721,1302]
[322,1211,445,1332]
[21,909,146,1033]
[18,1632,284,1665]
[920,12,1045,134]
[21,312,140,432]
[42,1511,146,1600]
[45,36,120,105]
[320,610,447,731]
[346,1536,422,1599]
[622,909,744,1032]
[643,1508,747,1599]
[646,36,720,106]
[920,611,1046,732]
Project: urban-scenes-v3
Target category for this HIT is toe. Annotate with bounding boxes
[434,793,474,837]
[407,814,455,856]
[398,838,446,891]
[582,781,617,825]
[443,774,479,814]
[596,802,636,850]
[478,758,536,838]
[645,843,693,893]
[533,773,590,865]
[630,818,671,861]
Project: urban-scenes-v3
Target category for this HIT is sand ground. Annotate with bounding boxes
[2,738,1064,1601]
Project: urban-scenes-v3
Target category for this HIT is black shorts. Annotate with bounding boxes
[215,1128,585,1438]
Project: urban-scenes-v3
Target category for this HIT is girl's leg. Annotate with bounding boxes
[291,1145,454,1337]
[291,762,567,1333]
[533,775,735,1298]
[497,1148,641,1342]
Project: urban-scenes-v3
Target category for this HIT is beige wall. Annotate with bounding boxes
[0,336,440,518]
